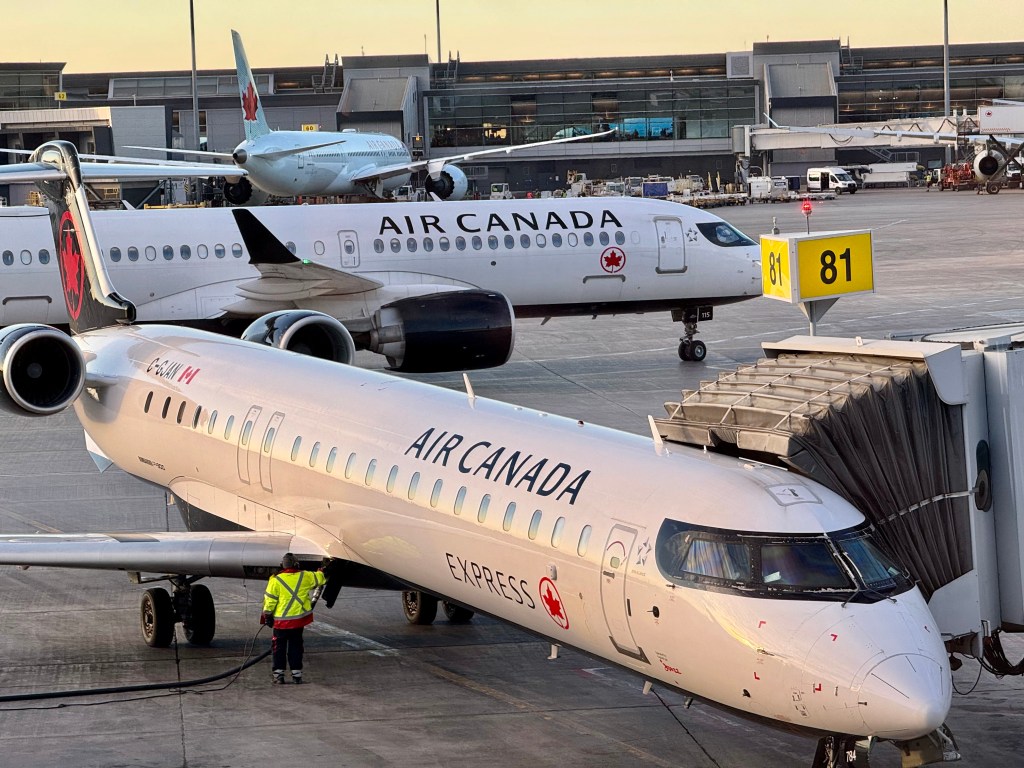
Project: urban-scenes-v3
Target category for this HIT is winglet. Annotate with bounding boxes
[231,209,300,265]
[231,30,271,141]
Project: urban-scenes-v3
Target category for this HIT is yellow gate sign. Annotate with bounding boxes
[54,91,67,101]
[300,124,320,132]
[760,230,873,303]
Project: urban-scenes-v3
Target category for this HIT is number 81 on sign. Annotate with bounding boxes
[759,230,873,303]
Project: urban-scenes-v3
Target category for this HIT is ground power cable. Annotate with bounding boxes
[650,687,725,768]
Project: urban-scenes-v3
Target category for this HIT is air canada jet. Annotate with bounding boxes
[0,141,956,768]
[127,30,612,205]
[0,194,763,367]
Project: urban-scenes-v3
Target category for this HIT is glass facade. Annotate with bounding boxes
[0,67,61,111]
[427,82,756,149]
[839,71,1024,123]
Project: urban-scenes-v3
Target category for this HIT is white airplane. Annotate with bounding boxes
[0,195,763,366]
[0,141,955,768]
[127,30,612,204]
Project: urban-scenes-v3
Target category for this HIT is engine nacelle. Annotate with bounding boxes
[424,164,469,200]
[974,148,1006,180]
[369,290,514,373]
[223,178,271,206]
[241,311,356,364]
[0,325,86,416]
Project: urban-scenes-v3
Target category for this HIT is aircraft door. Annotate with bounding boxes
[600,524,649,662]
[259,411,285,492]
[655,218,686,273]
[236,405,263,484]
[338,231,360,267]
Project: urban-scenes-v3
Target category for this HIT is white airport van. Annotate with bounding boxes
[806,166,858,194]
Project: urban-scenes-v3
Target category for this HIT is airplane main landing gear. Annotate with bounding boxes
[401,590,475,625]
[139,576,216,647]
[674,305,712,362]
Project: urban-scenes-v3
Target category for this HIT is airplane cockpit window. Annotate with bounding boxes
[761,543,848,588]
[695,222,756,248]
[662,532,750,583]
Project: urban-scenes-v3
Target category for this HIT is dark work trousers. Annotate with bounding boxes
[271,626,305,673]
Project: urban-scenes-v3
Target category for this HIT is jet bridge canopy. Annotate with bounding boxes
[654,337,973,600]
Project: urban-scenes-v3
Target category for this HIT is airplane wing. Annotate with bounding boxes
[352,128,617,184]
[125,145,236,160]
[0,531,325,576]
[0,159,248,183]
[126,139,347,163]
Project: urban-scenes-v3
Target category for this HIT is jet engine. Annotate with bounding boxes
[223,178,271,206]
[367,290,514,373]
[974,147,1006,180]
[0,325,86,416]
[242,310,356,364]
[424,165,469,201]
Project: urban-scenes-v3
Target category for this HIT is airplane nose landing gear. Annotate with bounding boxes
[811,734,870,767]
[674,306,712,362]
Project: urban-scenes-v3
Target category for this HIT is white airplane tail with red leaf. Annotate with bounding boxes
[232,30,271,142]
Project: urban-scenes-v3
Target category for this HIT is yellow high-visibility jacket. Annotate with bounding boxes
[263,569,327,629]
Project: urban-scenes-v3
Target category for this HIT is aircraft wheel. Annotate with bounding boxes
[183,584,216,646]
[141,588,175,648]
[402,590,438,625]
[987,182,1001,195]
[688,340,707,362]
[678,340,692,361]
[442,601,475,624]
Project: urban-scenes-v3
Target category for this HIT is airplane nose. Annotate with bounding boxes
[233,148,248,164]
[857,654,950,739]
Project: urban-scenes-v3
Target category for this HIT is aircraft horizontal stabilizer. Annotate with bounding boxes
[0,532,325,577]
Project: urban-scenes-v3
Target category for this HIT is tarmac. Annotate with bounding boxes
[0,187,1023,767]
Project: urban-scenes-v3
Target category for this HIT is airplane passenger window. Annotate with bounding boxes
[502,502,516,532]
[477,494,490,523]
[504,234,515,249]
[390,239,401,253]
[19,249,30,265]
[439,237,450,252]
[197,244,208,259]
[214,244,226,259]
[386,465,398,493]
[263,428,275,453]
[364,459,377,485]
[567,233,579,247]
[290,436,302,461]
[2,251,13,266]
[487,235,498,250]
[430,479,443,507]
[39,249,50,265]
[551,233,562,248]
[232,244,243,258]
[127,247,139,262]
[208,410,217,434]
[309,441,321,468]
[145,246,157,261]
[630,231,640,245]
[551,516,565,547]
[599,232,609,246]
[192,406,202,429]
[315,241,326,256]
[407,238,418,253]
[536,234,547,248]
[345,452,357,479]
[326,447,338,473]
[224,415,234,440]
[408,471,420,500]
[144,391,153,413]
[577,525,592,557]
[161,397,171,419]
[615,231,626,245]
[374,239,384,254]
[471,236,483,250]
[163,246,174,261]
[423,238,434,253]
[286,242,296,254]
[180,245,191,261]
[520,234,530,248]
[583,233,594,247]
[528,510,542,540]
[241,420,253,445]
[455,237,467,251]
[454,486,466,515]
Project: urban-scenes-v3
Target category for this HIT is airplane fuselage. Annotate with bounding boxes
[72,322,950,741]
[0,198,761,327]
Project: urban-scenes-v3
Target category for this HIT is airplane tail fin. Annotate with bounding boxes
[23,142,136,335]
[232,30,271,141]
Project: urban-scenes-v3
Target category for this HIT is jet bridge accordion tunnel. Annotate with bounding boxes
[654,334,1024,676]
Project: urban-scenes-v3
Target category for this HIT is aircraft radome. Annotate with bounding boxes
[0,141,956,768]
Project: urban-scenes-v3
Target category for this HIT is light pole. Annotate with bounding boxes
[943,0,952,165]
[435,0,442,64]
[189,0,201,202]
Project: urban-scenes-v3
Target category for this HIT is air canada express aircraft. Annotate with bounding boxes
[0,142,956,768]
[0,194,762,368]
[127,30,612,205]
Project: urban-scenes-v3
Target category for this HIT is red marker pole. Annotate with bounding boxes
[801,199,813,234]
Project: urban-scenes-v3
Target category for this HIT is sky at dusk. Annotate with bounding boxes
[6,1,1019,73]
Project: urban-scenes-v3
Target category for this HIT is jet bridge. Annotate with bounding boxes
[655,332,1024,674]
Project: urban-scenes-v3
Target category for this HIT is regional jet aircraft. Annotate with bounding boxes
[128,31,611,204]
[0,195,762,368]
[0,141,956,768]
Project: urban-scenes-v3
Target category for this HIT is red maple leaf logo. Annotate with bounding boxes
[538,577,569,630]
[600,247,626,274]
[242,82,259,122]
[58,212,85,320]
[542,586,563,620]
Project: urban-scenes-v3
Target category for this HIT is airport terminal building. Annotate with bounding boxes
[1,38,1023,200]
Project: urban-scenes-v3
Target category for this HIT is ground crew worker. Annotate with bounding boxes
[262,552,326,684]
